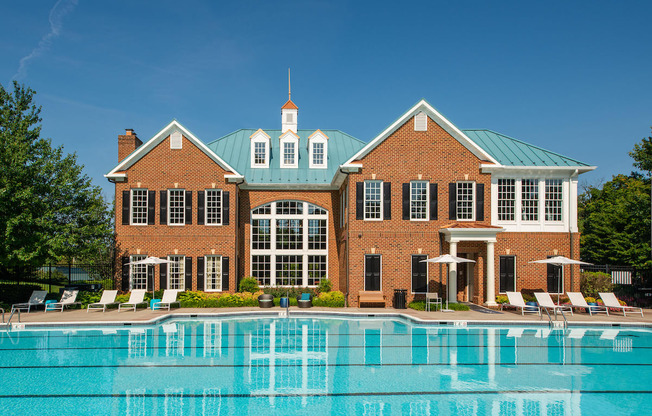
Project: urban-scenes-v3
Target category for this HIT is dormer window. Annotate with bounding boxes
[279,131,299,168]
[283,142,295,165]
[308,130,328,169]
[250,129,270,168]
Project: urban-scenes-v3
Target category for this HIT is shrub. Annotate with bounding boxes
[274,297,298,307]
[239,277,260,293]
[584,296,596,303]
[313,291,345,307]
[317,279,332,293]
[177,290,263,308]
[408,301,428,311]
[263,287,316,299]
[495,295,508,304]
[580,272,613,298]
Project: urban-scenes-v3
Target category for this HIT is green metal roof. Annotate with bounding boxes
[462,129,591,167]
[207,129,366,185]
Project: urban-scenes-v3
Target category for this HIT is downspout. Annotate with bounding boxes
[233,178,245,291]
[569,169,578,290]
[340,168,351,307]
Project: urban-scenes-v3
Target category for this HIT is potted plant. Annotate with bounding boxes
[585,296,598,313]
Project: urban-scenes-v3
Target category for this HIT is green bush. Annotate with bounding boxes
[177,290,262,308]
[408,301,428,311]
[580,272,613,298]
[274,297,298,307]
[239,277,260,293]
[408,300,469,311]
[495,295,508,304]
[448,303,470,311]
[317,279,332,293]
[263,287,317,299]
[313,291,345,307]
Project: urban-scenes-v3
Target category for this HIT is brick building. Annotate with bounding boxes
[105,94,594,307]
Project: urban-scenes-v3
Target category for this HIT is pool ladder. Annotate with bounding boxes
[0,308,21,329]
[542,307,567,329]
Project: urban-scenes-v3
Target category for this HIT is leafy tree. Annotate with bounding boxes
[0,82,113,276]
[630,133,652,173]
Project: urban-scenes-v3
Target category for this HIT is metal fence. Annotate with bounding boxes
[580,264,652,286]
[0,263,115,293]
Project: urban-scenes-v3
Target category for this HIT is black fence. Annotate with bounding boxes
[0,263,115,293]
[580,264,652,286]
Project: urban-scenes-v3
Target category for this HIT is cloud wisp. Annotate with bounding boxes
[13,0,79,81]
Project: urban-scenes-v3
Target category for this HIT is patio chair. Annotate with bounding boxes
[87,290,119,313]
[297,293,312,308]
[500,292,540,316]
[258,294,274,308]
[118,289,148,312]
[534,292,573,316]
[45,290,81,312]
[425,292,442,311]
[566,292,608,316]
[153,289,180,311]
[11,290,48,313]
[599,292,644,317]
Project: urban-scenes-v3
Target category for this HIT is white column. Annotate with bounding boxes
[486,241,497,306]
[448,241,458,304]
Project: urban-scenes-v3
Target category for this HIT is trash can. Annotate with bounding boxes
[394,289,407,309]
[280,297,289,308]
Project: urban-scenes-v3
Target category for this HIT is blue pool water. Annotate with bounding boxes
[0,316,650,415]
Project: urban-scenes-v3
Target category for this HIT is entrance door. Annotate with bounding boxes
[457,253,468,302]
[365,255,381,291]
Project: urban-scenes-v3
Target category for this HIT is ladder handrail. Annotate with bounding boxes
[0,308,4,323]
[7,309,20,325]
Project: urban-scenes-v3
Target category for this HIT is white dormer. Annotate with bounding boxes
[308,130,328,169]
[250,129,271,168]
[279,130,299,168]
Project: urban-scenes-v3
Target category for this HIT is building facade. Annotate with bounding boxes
[106,95,594,306]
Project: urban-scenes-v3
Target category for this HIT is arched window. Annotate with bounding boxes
[251,200,328,286]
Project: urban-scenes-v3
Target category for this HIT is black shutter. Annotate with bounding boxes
[160,191,167,225]
[402,183,410,220]
[356,182,364,220]
[448,183,457,220]
[383,182,391,220]
[121,256,130,292]
[222,257,230,291]
[185,257,193,290]
[147,265,154,291]
[547,262,562,293]
[185,191,192,225]
[222,191,230,225]
[412,255,428,293]
[476,183,485,221]
[197,191,205,225]
[147,190,156,225]
[430,183,438,220]
[122,191,130,225]
[159,262,167,290]
[197,256,205,291]
[364,255,381,291]
[499,256,515,293]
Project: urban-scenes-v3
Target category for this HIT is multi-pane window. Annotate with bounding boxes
[308,219,327,249]
[130,255,147,290]
[205,189,222,225]
[312,142,324,166]
[205,255,222,291]
[276,255,302,285]
[252,203,271,215]
[410,181,428,220]
[456,182,474,220]
[545,179,563,222]
[254,142,266,165]
[497,179,516,221]
[308,255,327,286]
[277,200,303,215]
[276,219,303,250]
[252,219,271,250]
[252,255,271,286]
[308,204,326,215]
[130,189,148,225]
[283,142,295,165]
[521,179,539,221]
[168,189,185,224]
[364,181,382,220]
[167,255,185,290]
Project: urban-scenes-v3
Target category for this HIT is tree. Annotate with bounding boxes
[629,132,652,173]
[0,82,113,275]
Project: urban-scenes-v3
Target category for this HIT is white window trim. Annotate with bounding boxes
[410,181,429,221]
[456,181,475,222]
[129,254,147,290]
[411,254,429,294]
[167,255,186,290]
[130,188,148,226]
[279,133,299,169]
[204,255,223,292]
[363,254,382,291]
[204,189,223,226]
[364,180,383,221]
[496,178,517,224]
[167,189,185,226]
[308,138,328,169]
[251,139,269,168]
[250,200,328,287]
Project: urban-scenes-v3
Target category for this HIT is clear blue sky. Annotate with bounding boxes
[1,0,651,200]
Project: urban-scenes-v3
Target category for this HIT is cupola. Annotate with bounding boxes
[281,69,298,133]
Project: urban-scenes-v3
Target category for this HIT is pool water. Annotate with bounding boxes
[0,316,650,415]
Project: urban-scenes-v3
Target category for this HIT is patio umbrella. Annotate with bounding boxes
[126,256,178,266]
[421,254,476,312]
[529,256,592,304]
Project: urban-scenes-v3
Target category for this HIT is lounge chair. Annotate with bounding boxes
[297,293,312,308]
[534,292,573,316]
[154,289,180,311]
[567,292,608,316]
[11,290,48,313]
[599,292,644,317]
[358,291,385,307]
[118,289,148,312]
[500,292,540,315]
[425,292,442,311]
[87,290,119,312]
[45,290,81,312]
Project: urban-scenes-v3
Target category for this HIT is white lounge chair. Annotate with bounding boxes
[87,290,119,312]
[566,292,608,316]
[425,292,442,311]
[534,292,573,316]
[599,292,644,317]
[500,292,540,315]
[45,290,81,312]
[11,290,48,313]
[118,289,148,312]
[154,289,180,311]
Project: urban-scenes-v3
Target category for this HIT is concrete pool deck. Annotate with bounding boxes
[9,305,652,328]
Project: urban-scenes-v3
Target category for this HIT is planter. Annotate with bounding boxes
[525,301,538,311]
[587,302,598,313]
[280,297,289,308]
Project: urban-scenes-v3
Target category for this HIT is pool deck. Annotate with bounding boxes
[9,305,652,328]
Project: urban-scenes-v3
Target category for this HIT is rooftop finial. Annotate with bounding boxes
[288,68,291,100]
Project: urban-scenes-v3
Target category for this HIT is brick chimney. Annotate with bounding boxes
[118,129,142,162]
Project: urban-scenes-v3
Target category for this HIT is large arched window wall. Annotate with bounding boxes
[250,200,328,287]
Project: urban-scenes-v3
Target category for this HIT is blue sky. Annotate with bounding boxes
[1,0,651,200]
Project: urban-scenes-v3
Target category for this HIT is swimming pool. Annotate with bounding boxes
[0,316,650,415]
